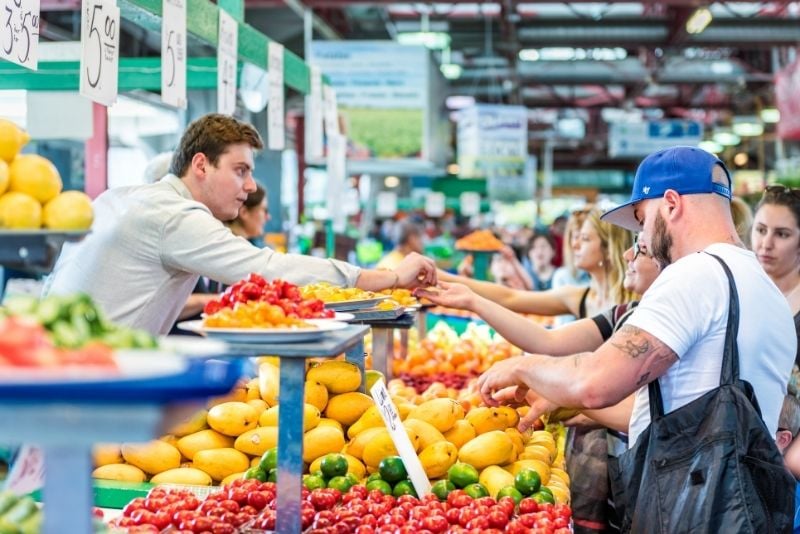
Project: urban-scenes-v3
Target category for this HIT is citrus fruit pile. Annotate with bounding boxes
[300,282,380,303]
[454,229,505,251]
[203,275,333,320]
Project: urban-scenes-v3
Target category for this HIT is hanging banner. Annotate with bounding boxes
[0,0,40,70]
[323,84,339,138]
[608,120,702,158]
[161,0,186,109]
[776,58,800,140]
[217,10,237,115]
[267,41,285,150]
[306,65,324,160]
[457,104,528,179]
[79,0,120,106]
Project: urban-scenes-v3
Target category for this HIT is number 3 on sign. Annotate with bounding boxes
[0,0,41,69]
[79,0,120,107]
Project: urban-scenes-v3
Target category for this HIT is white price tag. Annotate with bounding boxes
[460,192,481,216]
[267,41,285,150]
[306,65,324,159]
[376,191,397,218]
[79,0,120,107]
[3,446,44,495]
[161,0,186,108]
[425,192,446,218]
[0,0,40,69]
[326,133,347,232]
[370,380,431,497]
[323,84,339,137]
[217,10,237,115]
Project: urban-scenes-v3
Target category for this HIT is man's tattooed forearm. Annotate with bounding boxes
[611,339,650,359]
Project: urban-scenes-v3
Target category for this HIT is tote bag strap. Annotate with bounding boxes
[647,251,741,420]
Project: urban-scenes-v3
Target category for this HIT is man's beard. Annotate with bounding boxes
[651,211,673,268]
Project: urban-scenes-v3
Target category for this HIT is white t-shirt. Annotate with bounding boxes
[626,243,796,446]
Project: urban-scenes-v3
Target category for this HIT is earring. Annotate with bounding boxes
[598,260,604,267]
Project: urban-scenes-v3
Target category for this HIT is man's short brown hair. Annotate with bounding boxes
[170,114,264,177]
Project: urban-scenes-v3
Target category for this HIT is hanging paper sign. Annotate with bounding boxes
[217,10,237,115]
[326,133,347,232]
[79,0,120,106]
[323,84,339,137]
[460,192,481,216]
[376,191,397,218]
[3,446,44,495]
[161,0,186,108]
[307,65,324,159]
[267,41,285,150]
[0,0,40,69]
[425,192,446,218]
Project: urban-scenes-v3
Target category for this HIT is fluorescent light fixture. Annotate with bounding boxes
[761,108,780,124]
[698,140,724,154]
[713,129,741,147]
[518,49,540,61]
[384,176,400,188]
[686,7,713,34]
[440,64,463,79]
[447,163,460,175]
[397,32,451,50]
[732,117,764,137]
[446,95,475,110]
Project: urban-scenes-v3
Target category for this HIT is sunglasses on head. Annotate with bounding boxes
[765,184,800,201]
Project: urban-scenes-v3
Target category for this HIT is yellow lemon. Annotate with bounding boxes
[42,191,94,231]
[0,160,8,195]
[9,154,62,203]
[0,119,30,163]
[0,192,41,229]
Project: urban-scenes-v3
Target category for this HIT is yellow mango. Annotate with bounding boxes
[550,467,571,486]
[418,441,458,479]
[347,405,385,439]
[443,420,476,449]
[193,448,250,482]
[93,443,122,467]
[150,467,213,486]
[207,402,259,437]
[521,444,554,464]
[251,457,261,468]
[344,426,384,460]
[167,409,209,437]
[246,378,261,401]
[221,472,247,486]
[259,404,320,432]
[247,399,269,413]
[176,429,235,460]
[92,463,146,483]
[479,465,516,499]
[258,363,280,405]
[527,431,557,459]
[466,406,510,435]
[395,402,414,421]
[305,380,329,412]
[407,398,463,433]
[306,360,361,394]
[303,426,346,464]
[234,427,279,456]
[403,418,445,449]
[317,418,344,433]
[159,435,179,448]
[324,392,374,427]
[546,485,570,504]
[121,440,181,475]
[207,380,248,408]
[458,431,515,470]
[362,428,420,468]
[505,428,525,456]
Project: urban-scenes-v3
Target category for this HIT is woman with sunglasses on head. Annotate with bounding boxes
[752,184,800,395]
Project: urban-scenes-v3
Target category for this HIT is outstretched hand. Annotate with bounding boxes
[394,252,437,288]
[413,281,476,311]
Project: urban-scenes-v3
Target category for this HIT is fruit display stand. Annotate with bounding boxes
[351,311,415,380]
[468,250,494,281]
[0,357,244,534]
[218,324,369,533]
[0,230,88,271]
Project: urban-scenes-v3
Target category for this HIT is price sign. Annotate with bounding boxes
[306,65,324,160]
[3,446,44,495]
[0,0,40,69]
[326,132,347,232]
[425,191,446,218]
[79,0,120,106]
[267,41,284,150]
[376,191,397,218]
[161,0,186,108]
[323,84,339,137]
[370,380,431,497]
[217,10,237,115]
[460,192,481,216]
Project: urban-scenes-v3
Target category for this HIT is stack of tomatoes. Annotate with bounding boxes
[203,275,334,319]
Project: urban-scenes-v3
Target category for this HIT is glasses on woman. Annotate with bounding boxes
[765,184,800,201]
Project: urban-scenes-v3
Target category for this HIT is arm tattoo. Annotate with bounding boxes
[610,324,678,385]
[611,325,650,359]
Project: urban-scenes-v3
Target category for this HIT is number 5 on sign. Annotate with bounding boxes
[79,0,120,106]
[0,0,41,70]
[161,0,186,108]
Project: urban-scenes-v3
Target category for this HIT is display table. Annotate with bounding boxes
[218,324,369,534]
[351,313,415,379]
[0,357,243,534]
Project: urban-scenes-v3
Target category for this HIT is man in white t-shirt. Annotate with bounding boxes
[477,146,795,447]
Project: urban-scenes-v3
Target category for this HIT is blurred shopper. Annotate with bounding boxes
[550,214,567,267]
[45,114,437,334]
[475,146,796,532]
[731,196,754,248]
[776,395,800,532]
[552,208,591,325]
[227,183,269,246]
[376,220,425,270]
[490,245,534,290]
[523,232,557,291]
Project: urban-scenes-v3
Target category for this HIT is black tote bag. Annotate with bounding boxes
[609,253,795,533]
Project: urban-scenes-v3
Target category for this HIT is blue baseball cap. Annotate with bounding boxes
[601,146,733,232]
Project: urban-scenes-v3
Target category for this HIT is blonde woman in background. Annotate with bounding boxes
[731,196,754,248]
[552,208,592,324]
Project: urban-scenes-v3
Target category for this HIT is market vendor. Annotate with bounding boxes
[44,114,437,335]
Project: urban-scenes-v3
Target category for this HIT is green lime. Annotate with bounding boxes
[447,463,479,489]
[392,480,417,498]
[367,472,383,483]
[532,490,556,505]
[345,472,359,485]
[258,447,278,472]
[366,479,393,495]
[320,454,349,478]
[463,483,489,499]
[378,456,408,483]
[304,474,326,490]
[538,487,554,499]
[431,479,456,501]
[327,475,354,493]
[267,468,277,483]
[244,467,267,482]
[496,486,524,505]
[514,468,542,496]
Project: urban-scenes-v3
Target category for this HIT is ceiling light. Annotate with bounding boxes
[446,95,475,110]
[760,108,780,124]
[733,152,749,166]
[732,117,763,137]
[440,64,462,79]
[712,129,741,147]
[397,32,451,50]
[686,7,713,34]
[518,49,540,62]
[447,163,460,175]
[384,176,400,188]
[698,140,723,154]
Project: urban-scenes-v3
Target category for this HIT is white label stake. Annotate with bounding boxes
[370,379,431,497]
